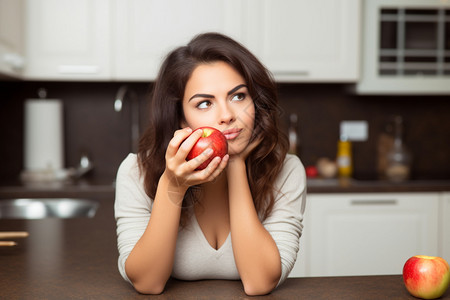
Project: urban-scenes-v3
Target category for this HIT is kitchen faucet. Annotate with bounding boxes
[114,85,140,153]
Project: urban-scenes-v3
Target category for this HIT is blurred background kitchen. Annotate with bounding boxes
[1,0,450,280]
[1,0,449,184]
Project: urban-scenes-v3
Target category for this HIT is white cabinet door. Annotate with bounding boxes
[25,0,112,80]
[0,0,24,78]
[441,192,450,261]
[306,193,439,277]
[288,203,310,278]
[113,0,244,80]
[243,0,360,82]
[22,1,361,82]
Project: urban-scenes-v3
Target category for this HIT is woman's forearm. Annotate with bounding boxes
[227,160,281,296]
[125,172,185,294]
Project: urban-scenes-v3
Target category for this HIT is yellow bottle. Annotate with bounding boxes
[337,139,353,177]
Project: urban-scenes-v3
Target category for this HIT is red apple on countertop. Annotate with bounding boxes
[403,255,450,299]
[305,165,318,178]
[186,126,228,170]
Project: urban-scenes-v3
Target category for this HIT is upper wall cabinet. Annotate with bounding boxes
[24,0,112,80]
[356,0,450,95]
[23,0,244,81]
[0,0,25,78]
[113,0,244,81]
[242,0,361,82]
[21,0,360,82]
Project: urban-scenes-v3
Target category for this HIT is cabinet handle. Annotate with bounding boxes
[58,65,100,74]
[272,71,310,77]
[350,199,398,206]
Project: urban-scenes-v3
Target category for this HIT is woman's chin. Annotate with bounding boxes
[226,146,244,157]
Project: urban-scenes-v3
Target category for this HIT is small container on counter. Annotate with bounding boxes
[316,157,338,179]
[336,137,353,178]
[385,116,412,182]
[288,113,299,155]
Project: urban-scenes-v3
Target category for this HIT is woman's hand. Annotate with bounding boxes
[229,136,263,164]
[163,127,229,193]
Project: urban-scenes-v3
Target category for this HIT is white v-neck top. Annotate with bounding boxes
[115,153,306,287]
[172,213,239,280]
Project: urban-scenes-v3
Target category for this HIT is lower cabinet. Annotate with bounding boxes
[441,192,450,262]
[289,192,442,278]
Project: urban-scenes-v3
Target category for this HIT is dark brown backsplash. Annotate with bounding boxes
[1,81,449,184]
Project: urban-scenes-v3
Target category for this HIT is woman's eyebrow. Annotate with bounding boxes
[227,84,247,96]
[189,93,214,102]
[188,84,247,102]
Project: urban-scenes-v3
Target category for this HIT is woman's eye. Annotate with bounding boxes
[197,100,211,109]
[232,93,245,102]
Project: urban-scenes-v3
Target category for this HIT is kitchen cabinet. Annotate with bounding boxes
[288,204,310,278]
[113,0,244,80]
[23,0,244,81]
[0,0,25,78]
[441,192,450,261]
[356,0,450,94]
[242,0,360,82]
[297,193,440,277]
[24,0,112,80]
[22,0,360,82]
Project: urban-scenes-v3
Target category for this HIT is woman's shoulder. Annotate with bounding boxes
[119,153,138,168]
[115,153,149,206]
[275,154,306,186]
[284,153,301,164]
[282,154,304,172]
[117,153,140,180]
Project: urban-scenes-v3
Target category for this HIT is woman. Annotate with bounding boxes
[115,32,306,296]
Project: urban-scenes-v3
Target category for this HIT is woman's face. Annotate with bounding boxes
[181,61,255,155]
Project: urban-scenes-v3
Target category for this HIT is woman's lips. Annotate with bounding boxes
[222,128,242,140]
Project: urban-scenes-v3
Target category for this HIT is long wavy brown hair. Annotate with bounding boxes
[138,32,289,224]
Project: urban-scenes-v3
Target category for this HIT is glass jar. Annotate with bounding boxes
[385,116,412,182]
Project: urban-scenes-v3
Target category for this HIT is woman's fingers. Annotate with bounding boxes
[208,154,229,180]
[184,147,214,170]
[190,154,229,184]
[174,128,205,161]
[166,127,193,158]
[165,127,230,188]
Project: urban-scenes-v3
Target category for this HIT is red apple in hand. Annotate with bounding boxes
[403,255,450,299]
[186,127,228,170]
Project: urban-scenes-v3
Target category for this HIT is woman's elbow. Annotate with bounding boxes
[242,278,279,296]
[132,280,166,295]
[125,261,168,294]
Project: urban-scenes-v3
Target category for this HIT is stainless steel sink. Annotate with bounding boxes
[0,198,99,219]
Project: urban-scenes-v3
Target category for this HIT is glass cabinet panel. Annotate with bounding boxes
[378,8,449,77]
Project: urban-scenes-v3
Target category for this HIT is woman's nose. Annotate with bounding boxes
[218,102,235,125]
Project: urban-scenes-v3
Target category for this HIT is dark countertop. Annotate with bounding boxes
[307,178,450,193]
[1,189,450,299]
[0,192,447,300]
[156,276,449,299]
[0,195,121,299]
[0,177,449,199]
